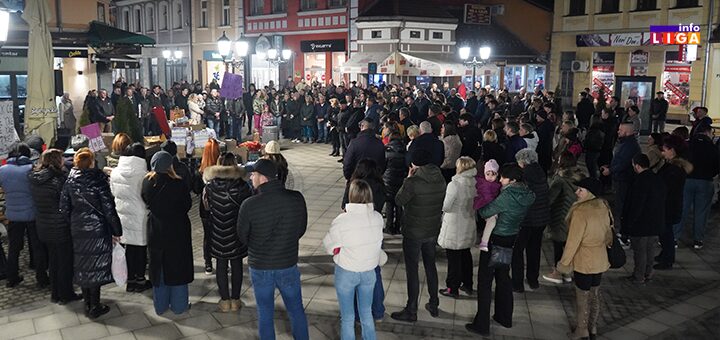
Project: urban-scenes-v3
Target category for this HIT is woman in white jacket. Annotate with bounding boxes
[187,94,204,125]
[438,157,478,299]
[109,143,151,293]
[323,179,384,340]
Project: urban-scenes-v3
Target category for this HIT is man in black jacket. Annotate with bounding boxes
[407,121,444,167]
[457,113,481,161]
[576,91,594,130]
[237,159,309,339]
[342,119,385,180]
[242,84,257,136]
[624,154,666,284]
[650,91,668,133]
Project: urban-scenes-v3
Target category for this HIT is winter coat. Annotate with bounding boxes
[623,170,666,237]
[583,127,605,153]
[342,177,385,213]
[142,173,194,286]
[407,133,445,167]
[28,167,71,243]
[343,130,386,180]
[105,152,121,169]
[458,124,482,160]
[521,163,551,228]
[658,158,692,225]
[650,98,669,120]
[473,176,501,210]
[481,141,505,165]
[438,169,477,250]
[383,139,408,198]
[322,203,384,273]
[441,135,462,170]
[60,168,122,287]
[610,136,641,182]
[0,156,36,222]
[504,134,527,164]
[300,103,316,126]
[188,100,203,125]
[396,164,446,240]
[237,180,308,270]
[547,167,583,242]
[647,145,665,173]
[687,134,720,181]
[203,165,252,260]
[557,196,613,275]
[478,182,535,237]
[109,156,149,246]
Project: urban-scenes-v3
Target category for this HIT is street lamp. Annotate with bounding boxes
[266,48,292,65]
[217,31,248,72]
[0,10,10,42]
[460,45,492,86]
[162,49,184,87]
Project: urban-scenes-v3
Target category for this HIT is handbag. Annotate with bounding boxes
[488,244,513,268]
[607,228,626,269]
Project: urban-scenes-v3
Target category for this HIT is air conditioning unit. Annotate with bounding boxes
[571,60,590,72]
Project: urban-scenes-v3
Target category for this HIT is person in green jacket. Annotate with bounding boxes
[391,149,446,323]
[466,163,535,336]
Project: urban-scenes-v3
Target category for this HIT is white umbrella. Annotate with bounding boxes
[22,0,56,144]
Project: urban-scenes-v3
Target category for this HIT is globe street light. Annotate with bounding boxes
[460,45,492,86]
[217,31,248,72]
[266,48,292,65]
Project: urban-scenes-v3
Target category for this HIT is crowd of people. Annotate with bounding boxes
[1,76,719,339]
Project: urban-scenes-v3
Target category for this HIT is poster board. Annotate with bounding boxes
[80,123,107,153]
[0,101,20,160]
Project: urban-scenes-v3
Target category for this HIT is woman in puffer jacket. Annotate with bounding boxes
[438,157,477,298]
[110,143,151,293]
[382,132,407,234]
[60,148,122,319]
[28,149,80,305]
[202,153,252,313]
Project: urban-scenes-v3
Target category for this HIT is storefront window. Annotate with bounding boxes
[304,53,326,84]
[251,54,278,88]
[526,65,545,90]
[0,75,11,99]
[16,75,27,98]
[504,65,525,92]
[331,52,346,85]
[591,52,615,99]
[663,51,691,109]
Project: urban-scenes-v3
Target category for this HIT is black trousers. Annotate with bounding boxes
[81,285,102,307]
[0,238,6,277]
[511,226,545,289]
[445,248,473,291]
[47,241,74,301]
[7,221,47,283]
[216,257,243,300]
[574,272,602,291]
[470,234,516,333]
[201,218,212,266]
[403,237,439,312]
[384,197,403,232]
[245,111,253,134]
[125,245,148,282]
[657,223,676,265]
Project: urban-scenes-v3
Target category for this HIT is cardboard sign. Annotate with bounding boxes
[80,123,107,152]
[0,101,20,160]
[171,127,189,146]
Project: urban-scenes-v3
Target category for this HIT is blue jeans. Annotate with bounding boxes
[207,117,221,137]
[335,266,376,340]
[317,121,327,142]
[227,116,242,140]
[302,126,314,141]
[250,265,309,340]
[675,178,714,241]
[153,270,189,315]
[354,266,384,320]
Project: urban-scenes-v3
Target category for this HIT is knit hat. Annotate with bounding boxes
[150,151,173,173]
[160,140,178,157]
[410,149,431,167]
[484,159,500,173]
[575,177,602,197]
[248,159,278,179]
[264,140,281,155]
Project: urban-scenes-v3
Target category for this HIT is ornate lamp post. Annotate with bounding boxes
[460,46,491,86]
[217,31,248,73]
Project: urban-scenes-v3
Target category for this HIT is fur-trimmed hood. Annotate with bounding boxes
[669,157,693,174]
[203,165,248,182]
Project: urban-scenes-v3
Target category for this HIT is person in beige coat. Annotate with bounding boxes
[557,177,613,340]
[440,122,462,183]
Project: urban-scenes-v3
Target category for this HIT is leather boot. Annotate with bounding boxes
[88,287,110,319]
[587,287,601,340]
[569,287,590,339]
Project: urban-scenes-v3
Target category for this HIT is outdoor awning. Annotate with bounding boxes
[88,20,156,47]
[92,54,140,69]
[340,52,396,74]
[397,53,467,77]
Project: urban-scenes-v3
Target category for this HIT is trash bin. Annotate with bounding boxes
[262,125,279,142]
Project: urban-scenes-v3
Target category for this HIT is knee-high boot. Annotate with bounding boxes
[569,287,590,339]
[587,287,601,339]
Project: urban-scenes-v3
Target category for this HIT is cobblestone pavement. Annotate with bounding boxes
[1,141,719,339]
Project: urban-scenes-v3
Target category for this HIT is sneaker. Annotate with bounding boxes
[439,288,459,299]
[205,264,214,275]
[562,274,573,283]
[390,308,417,322]
[134,280,152,293]
[425,303,439,318]
[459,285,474,296]
[542,270,563,284]
[528,281,540,290]
[694,241,704,250]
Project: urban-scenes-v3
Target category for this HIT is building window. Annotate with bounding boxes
[172,0,182,29]
[432,32,444,39]
[122,8,130,30]
[328,0,347,8]
[636,0,657,10]
[371,30,382,39]
[675,0,699,8]
[146,5,155,32]
[221,0,230,26]
[568,0,586,15]
[250,0,264,15]
[159,2,168,30]
[134,7,142,32]
[409,30,421,39]
[300,0,317,11]
[97,3,106,22]
[199,0,208,27]
[599,0,620,13]
[272,0,287,13]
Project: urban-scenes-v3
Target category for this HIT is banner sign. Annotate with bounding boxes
[220,72,244,100]
[464,4,491,25]
[0,48,88,58]
[592,52,615,72]
[300,40,345,52]
[0,101,20,160]
[80,123,106,152]
[577,33,651,47]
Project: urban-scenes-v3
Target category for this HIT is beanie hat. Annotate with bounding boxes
[150,151,173,173]
[410,149,431,167]
[160,140,178,157]
[264,140,281,155]
[484,159,500,173]
[575,177,602,197]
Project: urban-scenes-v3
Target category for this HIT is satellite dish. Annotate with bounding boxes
[255,36,271,55]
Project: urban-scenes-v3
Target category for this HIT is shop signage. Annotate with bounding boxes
[464,4,491,25]
[111,61,140,69]
[0,48,88,58]
[592,52,615,72]
[650,24,701,45]
[630,50,649,76]
[576,33,651,47]
[300,39,345,52]
[203,50,225,61]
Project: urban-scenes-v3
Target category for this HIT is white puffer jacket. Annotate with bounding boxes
[323,203,385,273]
[438,168,478,250]
[110,156,149,246]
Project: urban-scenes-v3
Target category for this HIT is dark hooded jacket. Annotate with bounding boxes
[383,138,408,198]
[657,158,693,225]
[203,165,252,260]
[28,167,71,243]
[60,168,122,287]
[396,164,447,240]
[520,162,551,228]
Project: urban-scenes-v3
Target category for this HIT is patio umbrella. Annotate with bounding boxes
[22,0,56,144]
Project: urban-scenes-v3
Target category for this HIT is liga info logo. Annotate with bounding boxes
[650,23,701,45]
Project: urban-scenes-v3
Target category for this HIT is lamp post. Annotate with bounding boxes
[266,48,292,65]
[162,48,183,87]
[460,46,491,87]
[217,31,249,73]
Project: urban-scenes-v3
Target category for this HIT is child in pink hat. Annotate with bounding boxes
[474,159,502,251]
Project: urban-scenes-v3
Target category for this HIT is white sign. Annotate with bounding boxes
[0,101,20,159]
[171,127,188,146]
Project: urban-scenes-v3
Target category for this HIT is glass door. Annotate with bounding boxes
[616,76,656,135]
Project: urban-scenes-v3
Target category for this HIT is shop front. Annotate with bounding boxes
[299,39,346,85]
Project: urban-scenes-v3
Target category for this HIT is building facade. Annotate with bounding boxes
[113,0,193,88]
[548,0,720,123]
